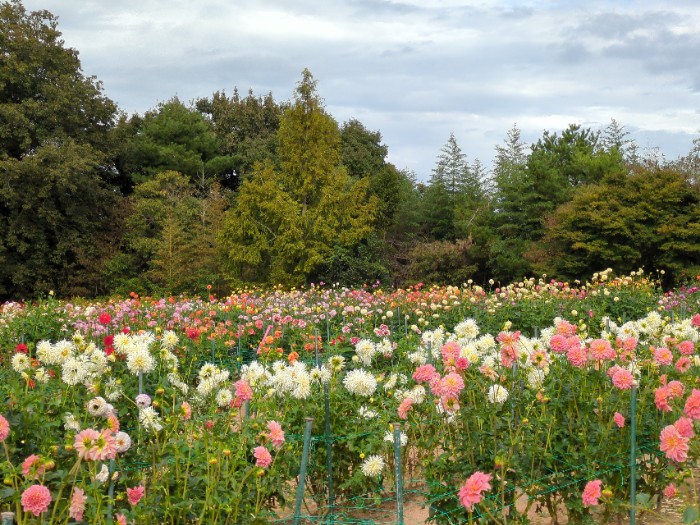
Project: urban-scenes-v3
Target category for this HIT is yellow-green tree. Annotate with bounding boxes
[220,70,378,285]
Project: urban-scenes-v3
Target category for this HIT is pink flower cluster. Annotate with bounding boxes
[21,484,52,516]
[0,414,9,442]
[607,365,635,390]
[127,485,145,506]
[497,330,520,368]
[266,420,285,449]
[74,428,117,461]
[582,479,602,507]
[458,471,492,510]
[253,446,272,468]
[659,420,692,463]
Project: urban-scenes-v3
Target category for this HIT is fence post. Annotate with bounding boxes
[630,385,638,525]
[393,422,404,525]
[294,418,315,525]
[325,383,335,522]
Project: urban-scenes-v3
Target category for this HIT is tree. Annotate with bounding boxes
[196,88,285,187]
[539,165,700,283]
[0,141,118,297]
[115,98,236,192]
[340,119,402,226]
[600,118,639,165]
[0,1,116,159]
[421,133,474,241]
[488,124,534,282]
[219,70,378,286]
[119,171,227,294]
[0,1,119,298]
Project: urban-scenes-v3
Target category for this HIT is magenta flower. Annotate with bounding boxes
[126,485,145,506]
[613,412,625,428]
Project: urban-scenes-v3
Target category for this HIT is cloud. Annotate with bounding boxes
[19,0,700,178]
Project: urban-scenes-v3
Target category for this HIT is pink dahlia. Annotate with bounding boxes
[126,485,145,506]
[582,479,602,507]
[660,425,690,463]
[685,389,700,419]
[21,484,52,517]
[0,414,9,442]
[254,446,272,468]
[69,487,87,522]
[266,420,285,449]
[458,471,492,511]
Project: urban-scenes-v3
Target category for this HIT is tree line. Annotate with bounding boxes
[2,1,699,300]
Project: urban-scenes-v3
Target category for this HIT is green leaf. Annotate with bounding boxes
[683,506,700,524]
[0,486,16,499]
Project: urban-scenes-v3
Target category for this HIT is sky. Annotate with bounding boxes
[20,0,700,179]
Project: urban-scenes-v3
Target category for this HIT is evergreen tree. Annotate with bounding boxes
[115,98,236,191]
[219,70,378,286]
[196,88,285,187]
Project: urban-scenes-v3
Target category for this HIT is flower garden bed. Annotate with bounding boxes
[1,271,700,524]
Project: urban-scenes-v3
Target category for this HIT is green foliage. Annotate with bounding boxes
[115,98,236,191]
[0,141,119,298]
[312,235,391,287]
[0,0,116,160]
[196,88,285,185]
[121,171,228,294]
[540,165,700,284]
[406,239,478,285]
[220,70,378,286]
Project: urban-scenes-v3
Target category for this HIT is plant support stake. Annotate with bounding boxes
[325,382,335,522]
[393,422,404,525]
[294,417,314,525]
[630,385,637,525]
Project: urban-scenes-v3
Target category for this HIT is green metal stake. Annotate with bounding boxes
[630,385,637,525]
[393,422,404,525]
[1,512,15,525]
[294,418,314,525]
[211,339,215,362]
[324,383,335,522]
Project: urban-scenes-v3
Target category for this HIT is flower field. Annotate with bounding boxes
[1,270,700,524]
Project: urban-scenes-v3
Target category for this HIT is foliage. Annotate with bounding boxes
[114,98,236,191]
[406,239,478,285]
[196,88,286,186]
[0,271,698,525]
[540,165,700,285]
[219,70,379,286]
[0,1,116,160]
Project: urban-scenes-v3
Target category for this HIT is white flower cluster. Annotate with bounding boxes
[383,430,408,446]
[354,339,376,366]
[454,318,480,340]
[343,369,377,397]
[196,363,230,397]
[139,406,163,432]
[487,384,509,404]
[360,455,385,477]
[267,361,312,399]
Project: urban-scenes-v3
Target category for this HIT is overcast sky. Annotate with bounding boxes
[21,0,700,179]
